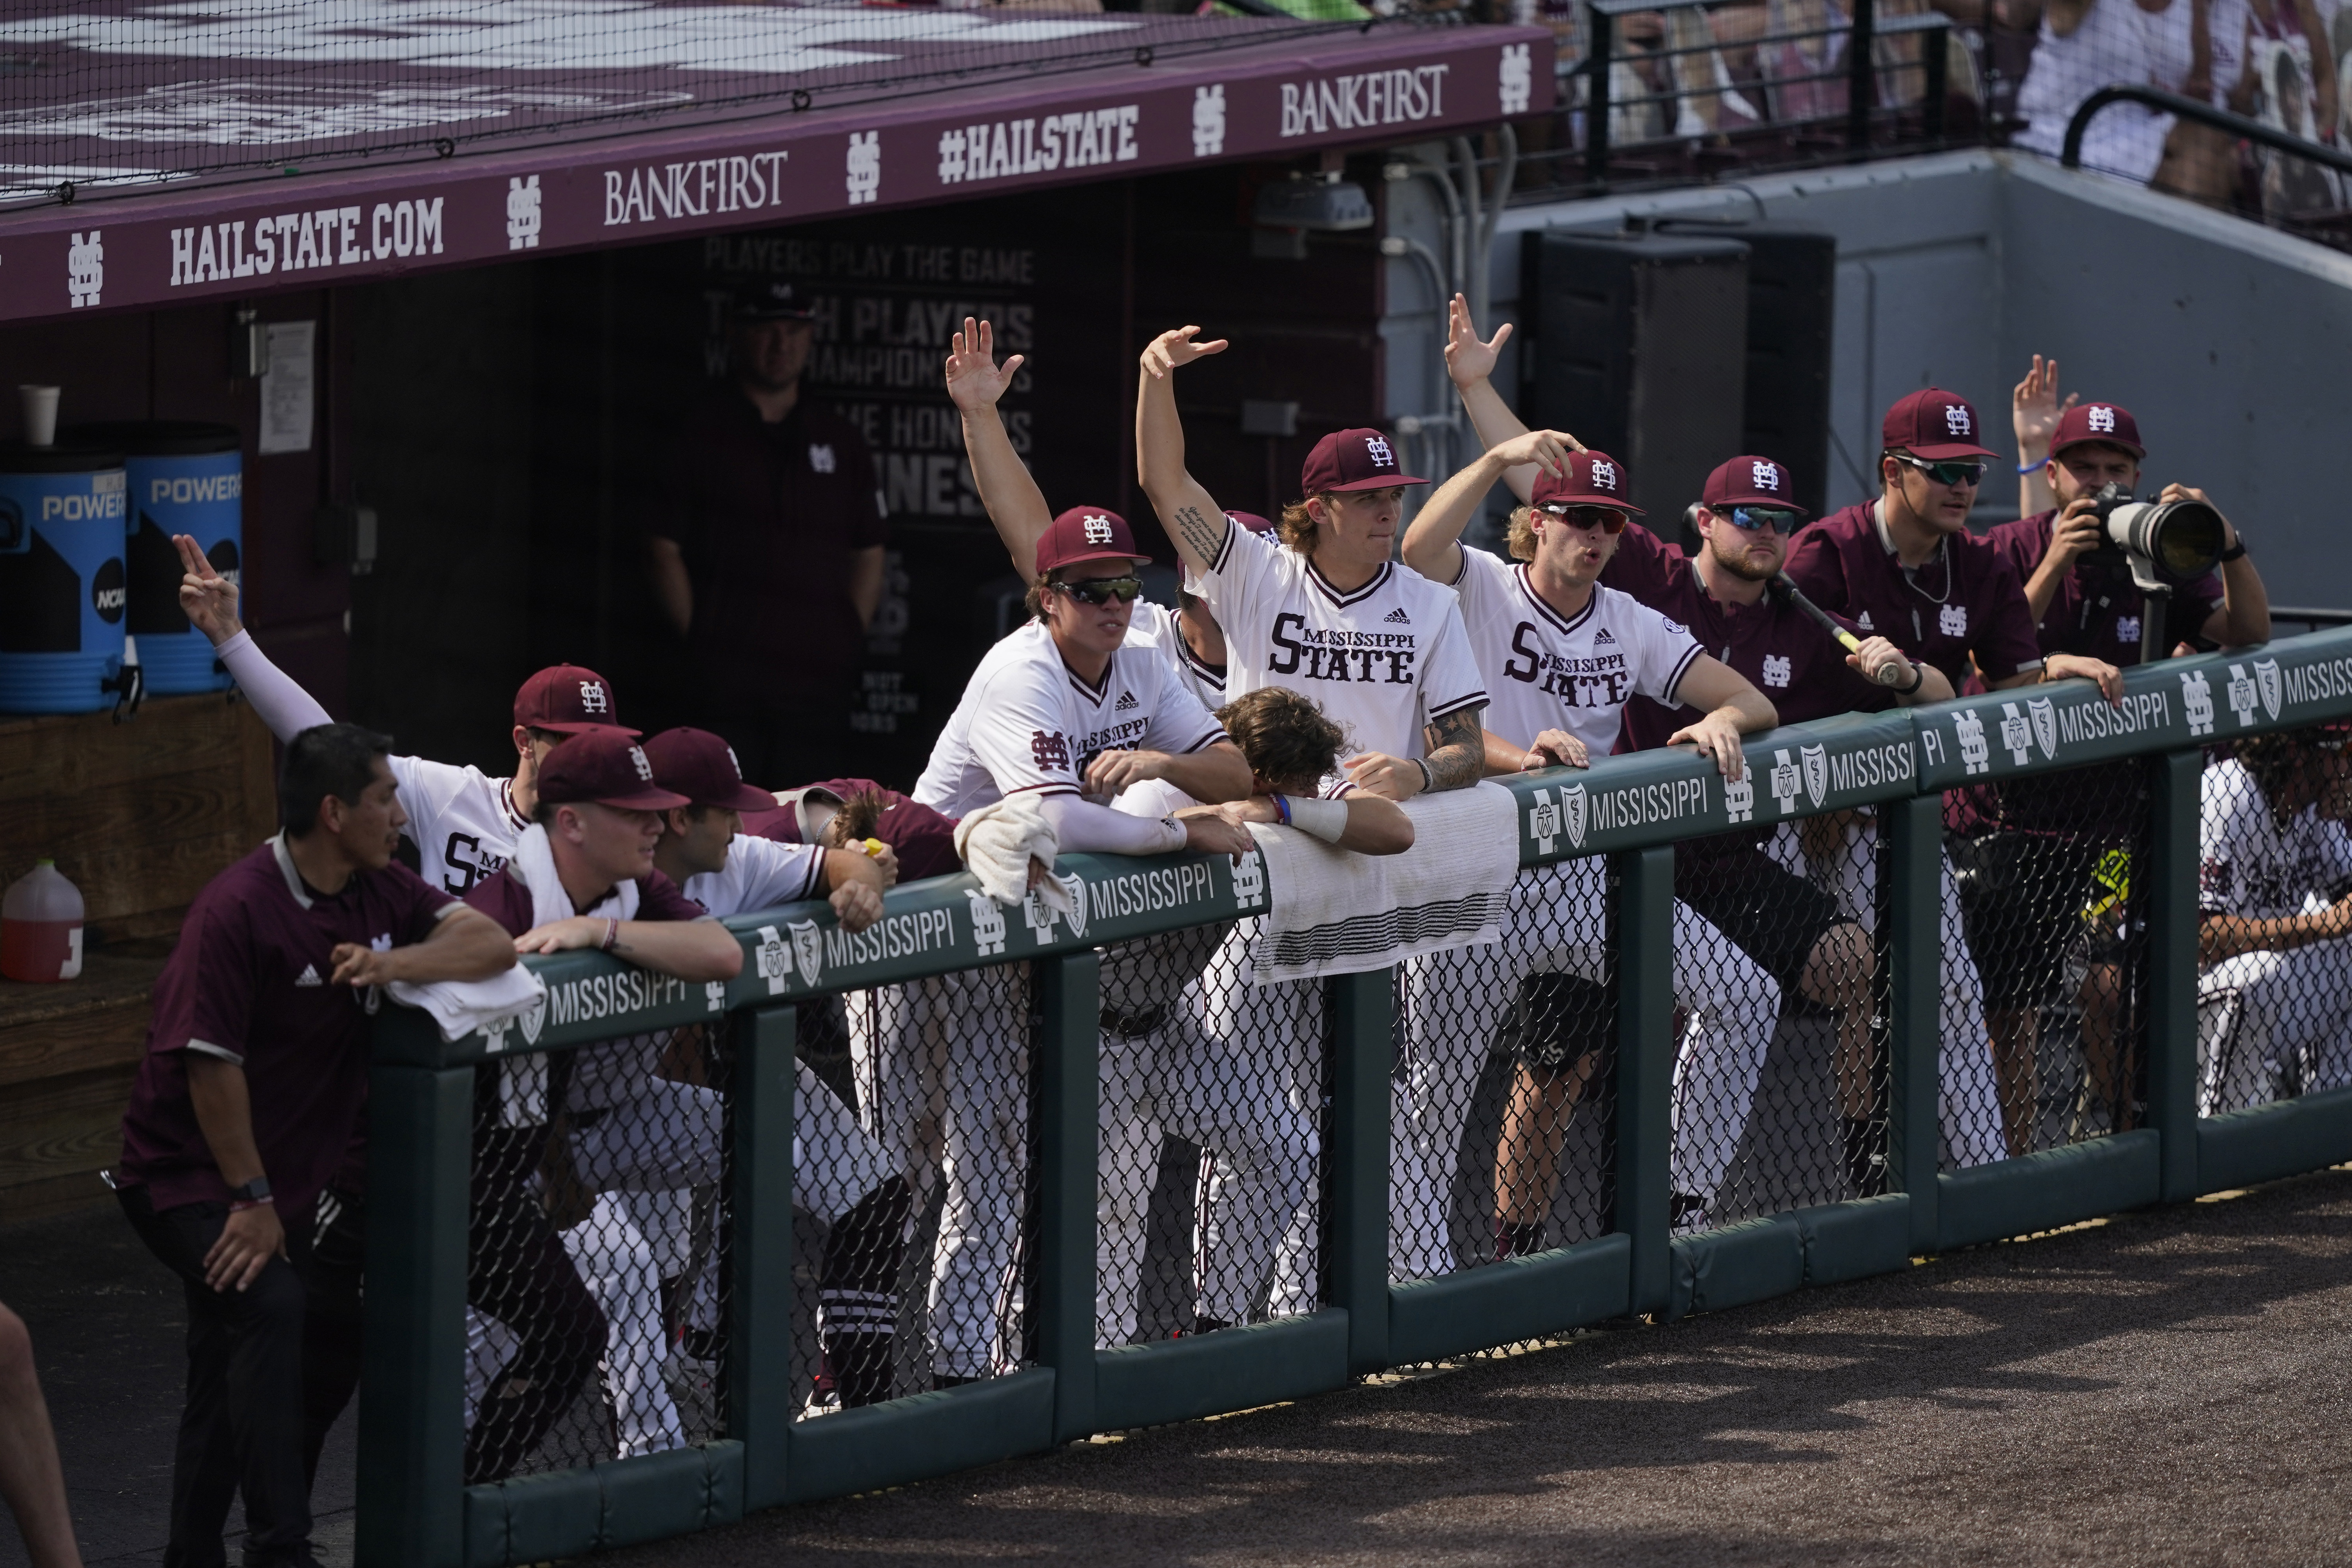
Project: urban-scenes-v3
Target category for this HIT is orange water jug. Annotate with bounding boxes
[1,861,85,982]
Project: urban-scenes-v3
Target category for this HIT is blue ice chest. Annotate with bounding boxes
[0,444,129,715]
[71,422,242,695]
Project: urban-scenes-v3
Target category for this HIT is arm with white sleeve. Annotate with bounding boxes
[174,534,333,740]
[1135,327,1236,579]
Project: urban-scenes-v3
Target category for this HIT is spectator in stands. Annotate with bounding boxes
[0,1301,81,1568]
[2196,724,2352,1114]
[2013,0,2226,186]
[1977,382,2270,1130]
[461,729,741,1481]
[115,724,515,1566]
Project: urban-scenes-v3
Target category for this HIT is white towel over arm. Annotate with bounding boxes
[1247,780,1519,983]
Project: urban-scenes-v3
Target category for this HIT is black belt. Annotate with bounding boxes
[1099,1004,1168,1040]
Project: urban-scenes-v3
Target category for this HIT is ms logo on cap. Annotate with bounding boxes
[1590,458,1619,490]
[1082,514,1115,546]
[1944,404,1973,436]
[1363,434,1396,468]
[579,681,610,715]
[629,745,654,782]
[1751,461,1780,491]
[2087,405,2116,433]
[726,745,746,780]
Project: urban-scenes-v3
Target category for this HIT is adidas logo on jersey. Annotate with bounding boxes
[1593,627,1617,646]
[295,964,323,987]
[1383,606,1412,624]
[1856,611,1874,632]
[1114,690,1138,711]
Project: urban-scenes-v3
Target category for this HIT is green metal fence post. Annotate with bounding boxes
[1884,792,1943,1253]
[356,1055,471,1568]
[1033,953,1100,1442]
[2146,750,2202,1201]
[1325,967,1394,1374]
[730,1004,796,1510]
[1612,846,1674,1316]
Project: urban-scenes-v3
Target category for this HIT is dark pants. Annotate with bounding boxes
[119,1185,362,1568]
[465,1154,607,1485]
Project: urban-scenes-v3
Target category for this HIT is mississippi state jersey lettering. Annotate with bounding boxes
[914,621,1227,820]
[1448,547,1702,755]
[1194,529,1484,763]
[387,757,533,896]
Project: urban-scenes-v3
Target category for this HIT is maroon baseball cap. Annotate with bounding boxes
[642,728,776,812]
[1228,510,1277,536]
[1882,388,1996,461]
[1300,428,1426,494]
[2049,401,2145,460]
[1034,506,1149,579]
[536,730,689,812]
[1702,455,1808,514]
[514,664,637,737]
[1531,450,1644,515]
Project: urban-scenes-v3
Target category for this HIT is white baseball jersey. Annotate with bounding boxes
[1193,530,1485,764]
[2198,757,2352,921]
[1129,599,1227,715]
[1446,548,1703,755]
[682,835,828,919]
[913,621,1227,820]
[389,757,532,898]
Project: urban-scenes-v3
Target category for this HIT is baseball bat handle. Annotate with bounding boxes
[1773,573,1909,686]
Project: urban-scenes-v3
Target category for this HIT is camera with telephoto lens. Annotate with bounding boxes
[2085,481,2226,592]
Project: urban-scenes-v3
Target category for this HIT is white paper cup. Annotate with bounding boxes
[18,385,59,447]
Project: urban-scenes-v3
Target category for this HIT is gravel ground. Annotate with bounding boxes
[605,1167,2352,1568]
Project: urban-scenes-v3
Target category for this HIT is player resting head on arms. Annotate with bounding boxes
[1179,687,1414,855]
[1134,325,1489,802]
[641,728,890,931]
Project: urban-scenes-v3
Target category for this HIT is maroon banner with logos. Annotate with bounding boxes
[1,24,1550,326]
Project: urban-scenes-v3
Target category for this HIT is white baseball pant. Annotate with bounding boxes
[2197,941,2352,1116]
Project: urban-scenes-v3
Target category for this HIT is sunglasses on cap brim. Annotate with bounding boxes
[1723,505,1802,535]
[1893,454,1988,488]
[1535,503,1628,534]
[1052,575,1145,606]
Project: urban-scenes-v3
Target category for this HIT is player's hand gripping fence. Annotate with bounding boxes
[360,626,2352,1567]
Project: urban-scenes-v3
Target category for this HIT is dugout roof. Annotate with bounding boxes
[0,1,1552,324]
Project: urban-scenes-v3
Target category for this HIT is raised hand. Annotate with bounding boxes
[944,315,1024,412]
[1445,294,1512,388]
[176,533,243,645]
[1490,426,1579,477]
[2012,353,2076,468]
[1140,325,1229,379]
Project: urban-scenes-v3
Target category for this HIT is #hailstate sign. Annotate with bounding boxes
[0,24,1551,323]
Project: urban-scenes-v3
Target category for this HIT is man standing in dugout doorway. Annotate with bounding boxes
[649,278,891,784]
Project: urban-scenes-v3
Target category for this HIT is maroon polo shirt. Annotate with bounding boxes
[1785,502,2044,689]
[1984,510,2223,667]
[117,837,455,1220]
[745,777,963,883]
[655,390,891,720]
[464,863,708,937]
[1603,521,1893,754]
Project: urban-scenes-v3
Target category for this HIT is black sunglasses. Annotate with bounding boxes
[1053,575,1144,606]
[1725,506,1801,535]
[1536,504,1628,535]
[1893,454,1987,488]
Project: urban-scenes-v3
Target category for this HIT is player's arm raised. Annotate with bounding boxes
[1445,295,1572,505]
[1664,656,1775,781]
[173,534,333,743]
[1135,326,1235,579]
[1400,427,1574,586]
[948,316,1052,583]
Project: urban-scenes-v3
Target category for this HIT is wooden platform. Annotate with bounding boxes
[0,694,276,1222]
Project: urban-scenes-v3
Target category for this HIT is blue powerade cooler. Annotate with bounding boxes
[71,422,243,695]
[0,443,129,715]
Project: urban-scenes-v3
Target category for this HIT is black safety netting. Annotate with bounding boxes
[464,1020,733,1480]
[1949,757,2154,1159]
[2189,727,2352,1116]
[1096,922,1323,1345]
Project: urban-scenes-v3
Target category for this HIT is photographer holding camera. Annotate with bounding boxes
[1958,385,2273,1142]
[2004,371,2270,659]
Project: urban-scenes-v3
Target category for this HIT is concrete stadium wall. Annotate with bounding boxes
[1382,150,2352,608]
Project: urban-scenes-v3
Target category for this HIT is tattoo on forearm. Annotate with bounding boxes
[1421,706,1486,792]
[1171,504,1225,564]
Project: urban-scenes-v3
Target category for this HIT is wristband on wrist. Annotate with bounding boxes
[601,917,620,953]
[1414,758,1435,794]
[2218,536,2248,562]
[1287,794,1350,844]
[2018,459,2042,475]
[1271,793,1292,826]
[1893,663,1925,695]
[1160,815,1188,853]
[229,1175,272,1206]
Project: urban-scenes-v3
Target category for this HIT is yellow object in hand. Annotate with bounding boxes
[859,838,888,858]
